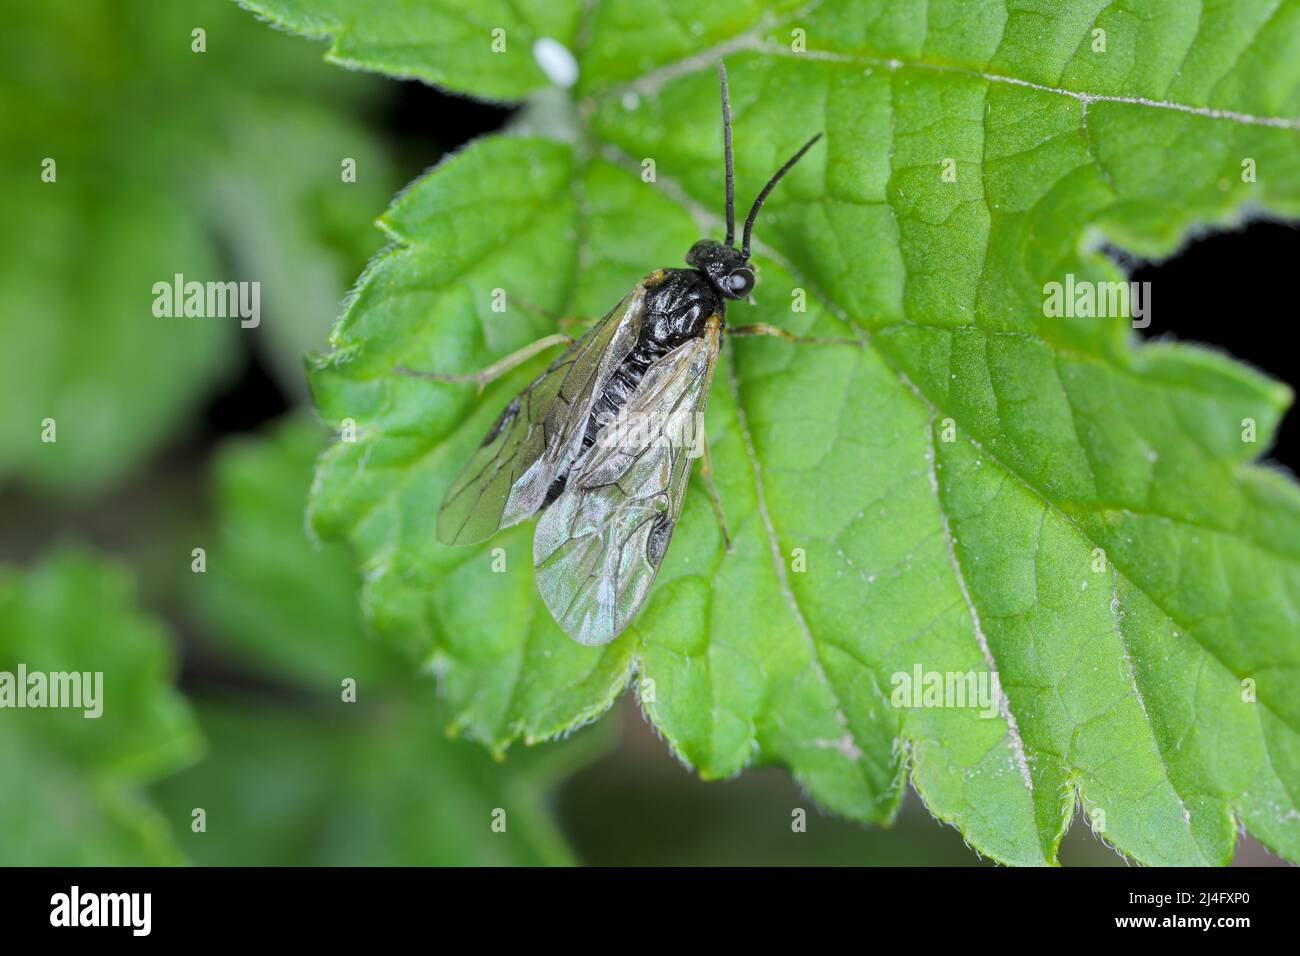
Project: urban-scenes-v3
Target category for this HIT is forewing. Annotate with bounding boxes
[534,316,723,645]
[436,281,651,545]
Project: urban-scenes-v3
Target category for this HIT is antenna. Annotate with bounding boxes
[741,132,822,260]
[719,62,736,247]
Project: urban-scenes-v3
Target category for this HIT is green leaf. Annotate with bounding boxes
[0,551,201,865]
[160,415,610,864]
[270,0,1300,865]
[239,0,586,100]
[0,0,392,493]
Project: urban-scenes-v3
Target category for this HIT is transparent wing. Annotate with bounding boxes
[534,315,723,645]
[436,280,653,546]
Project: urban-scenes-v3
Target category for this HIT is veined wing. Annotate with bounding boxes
[436,277,656,546]
[534,314,723,645]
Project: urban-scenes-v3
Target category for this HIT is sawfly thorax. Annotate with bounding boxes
[643,269,723,349]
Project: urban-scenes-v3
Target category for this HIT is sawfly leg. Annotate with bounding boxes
[394,332,574,394]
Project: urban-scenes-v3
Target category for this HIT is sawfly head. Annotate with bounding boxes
[688,61,823,301]
[686,239,754,300]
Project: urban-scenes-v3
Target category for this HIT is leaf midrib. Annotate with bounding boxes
[723,349,877,790]
[592,10,1300,130]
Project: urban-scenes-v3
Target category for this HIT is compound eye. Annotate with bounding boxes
[726,267,755,298]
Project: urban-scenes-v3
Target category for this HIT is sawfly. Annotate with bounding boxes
[416,63,846,645]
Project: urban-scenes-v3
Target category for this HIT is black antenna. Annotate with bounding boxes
[741,132,823,260]
[719,62,736,247]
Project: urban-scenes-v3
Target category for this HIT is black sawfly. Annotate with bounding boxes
[422,63,838,645]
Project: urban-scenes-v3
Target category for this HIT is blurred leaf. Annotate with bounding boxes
[160,415,610,864]
[190,416,393,689]
[0,0,392,494]
[204,97,397,395]
[265,1,1300,865]
[0,551,201,865]
[155,698,609,865]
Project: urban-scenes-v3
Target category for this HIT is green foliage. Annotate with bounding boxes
[0,0,393,493]
[156,417,609,865]
[251,0,1300,865]
[186,418,394,689]
[0,551,200,865]
[238,0,586,99]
